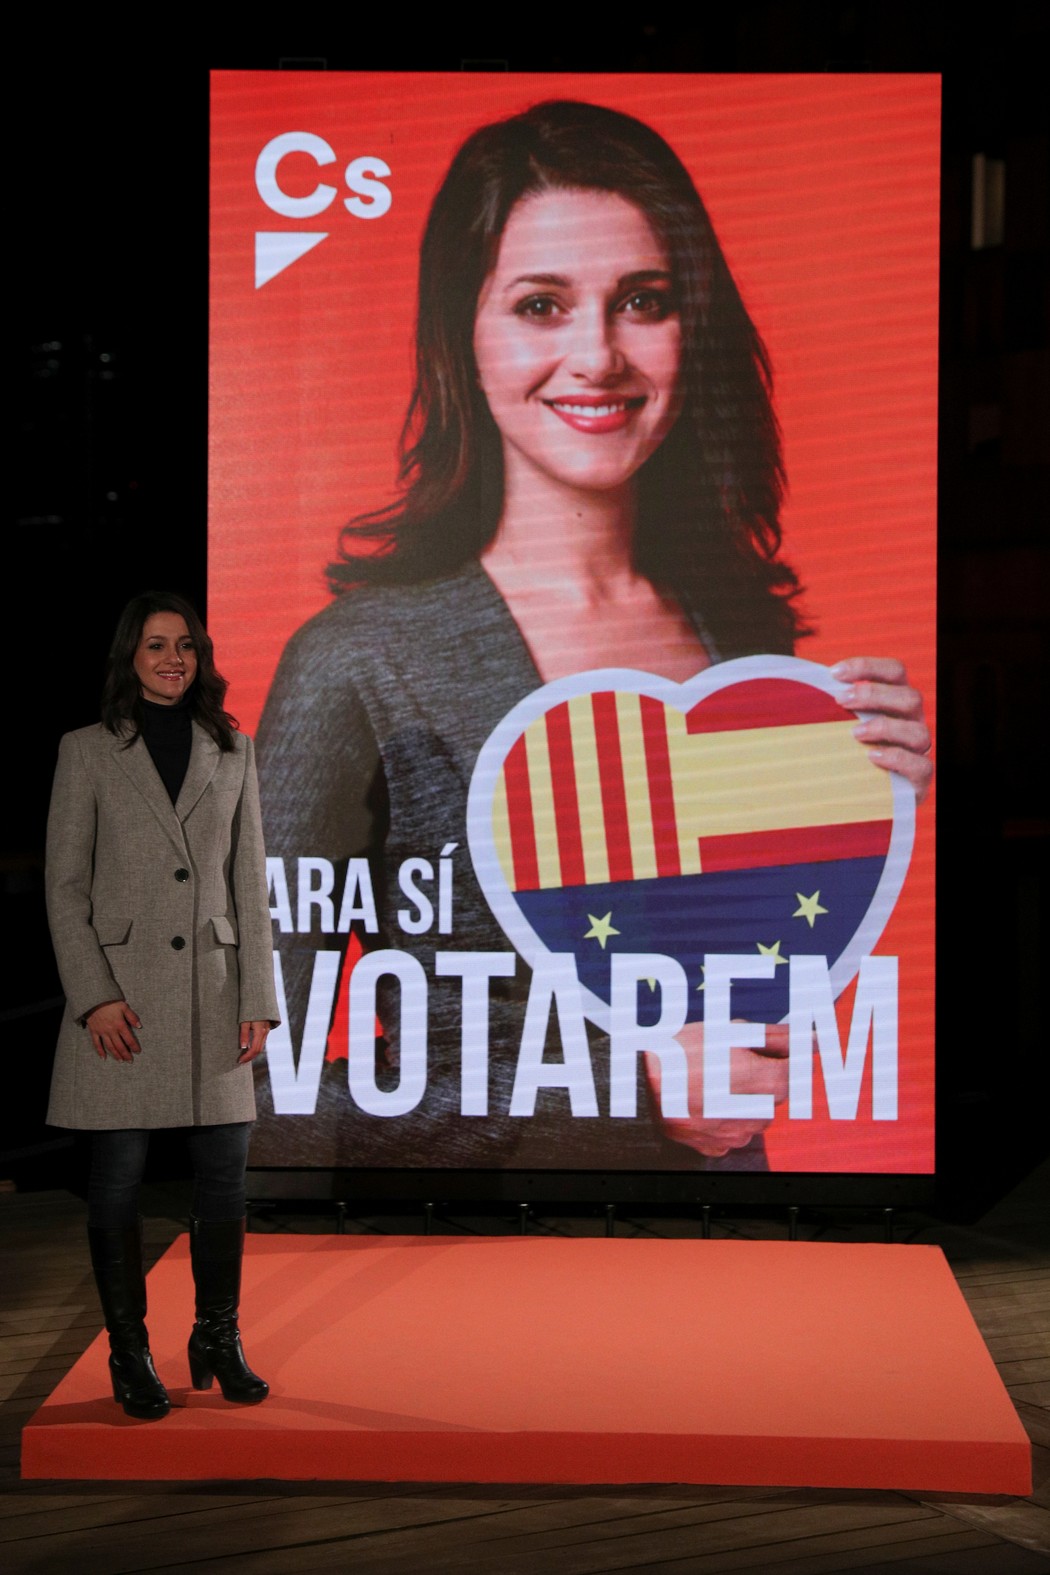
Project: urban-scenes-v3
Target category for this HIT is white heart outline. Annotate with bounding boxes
[467,655,916,1031]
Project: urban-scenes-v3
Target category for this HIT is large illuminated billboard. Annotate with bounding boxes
[209,72,938,1174]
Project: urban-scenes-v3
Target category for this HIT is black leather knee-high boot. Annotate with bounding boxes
[88,1222,170,1421]
[187,1217,268,1404]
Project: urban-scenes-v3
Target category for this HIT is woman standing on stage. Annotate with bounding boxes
[45,591,279,1419]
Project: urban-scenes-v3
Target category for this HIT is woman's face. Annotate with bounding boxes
[133,612,197,706]
[472,188,683,502]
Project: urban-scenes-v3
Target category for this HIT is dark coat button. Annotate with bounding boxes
[171,936,186,950]
[174,868,190,882]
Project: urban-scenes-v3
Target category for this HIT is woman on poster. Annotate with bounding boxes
[46,593,278,1418]
[254,100,931,1170]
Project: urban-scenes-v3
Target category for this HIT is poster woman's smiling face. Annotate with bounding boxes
[472,188,684,502]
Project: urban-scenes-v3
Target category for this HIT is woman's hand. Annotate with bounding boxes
[86,1000,141,1062]
[237,1021,271,1065]
[644,1022,789,1158]
[832,657,933,803]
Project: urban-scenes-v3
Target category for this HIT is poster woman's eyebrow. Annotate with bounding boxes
[502,268,672,293]
[503,271,571,290]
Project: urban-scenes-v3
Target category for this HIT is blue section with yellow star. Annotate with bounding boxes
[515,856,885,1022]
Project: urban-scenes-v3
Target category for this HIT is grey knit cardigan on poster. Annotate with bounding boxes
[252,563,767,1173]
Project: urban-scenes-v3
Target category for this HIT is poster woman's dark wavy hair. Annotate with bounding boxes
[329,99,806,656]
[101,591,238,750]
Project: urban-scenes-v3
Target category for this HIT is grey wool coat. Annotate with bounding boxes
[45,721,280,1129]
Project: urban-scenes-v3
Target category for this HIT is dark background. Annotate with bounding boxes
[8,8,1048,1216]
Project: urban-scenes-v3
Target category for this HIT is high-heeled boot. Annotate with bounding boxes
[87,1222,170,1420]
[187,1216,268,1404]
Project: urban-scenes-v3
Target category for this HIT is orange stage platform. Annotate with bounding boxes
[21,1235,1031,1492]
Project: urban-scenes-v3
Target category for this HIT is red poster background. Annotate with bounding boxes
[209,72,939,1172]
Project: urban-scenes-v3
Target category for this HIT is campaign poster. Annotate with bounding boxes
[209,72,939,1174]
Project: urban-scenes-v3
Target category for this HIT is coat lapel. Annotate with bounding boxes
[111,730,187,854]
[176,724,221,822]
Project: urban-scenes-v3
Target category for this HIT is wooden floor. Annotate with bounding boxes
[2,1168,1048,1575]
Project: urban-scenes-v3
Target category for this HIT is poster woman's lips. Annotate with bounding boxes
[544,395,646,434]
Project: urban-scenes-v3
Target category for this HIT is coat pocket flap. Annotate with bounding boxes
[94,915,133,946]
[211,915,239,945]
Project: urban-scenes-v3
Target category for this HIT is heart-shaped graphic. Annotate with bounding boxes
[467,656,914,1028]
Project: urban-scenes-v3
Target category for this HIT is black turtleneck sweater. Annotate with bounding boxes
[138,699,193,806]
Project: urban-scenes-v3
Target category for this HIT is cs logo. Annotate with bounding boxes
[255,132,392,288]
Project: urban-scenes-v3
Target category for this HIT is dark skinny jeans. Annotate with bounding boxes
[87,1123,253,1229]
